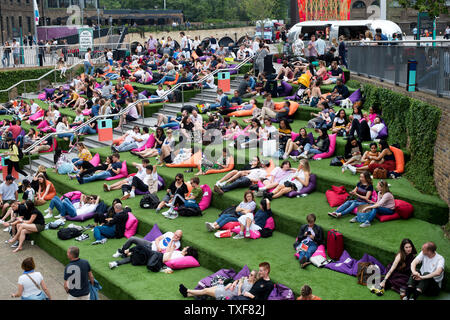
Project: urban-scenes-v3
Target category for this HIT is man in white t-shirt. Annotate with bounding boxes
[180,31,191,59]
[406,242,445,300]
[252,38,260,53]
[106,49,113,65]
[214,161,269,194]
[292,34,305,57]
[112,230,183,259]
[315,34,327,60]
[114,127,150,152]
[83,48,94,76]
[29,100,40,114]
[136,44,143,56]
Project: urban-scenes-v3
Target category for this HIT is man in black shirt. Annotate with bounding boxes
[326,79,350,104]
[91,203,130,245]
[64,246,94,300]
[232,262,274,300]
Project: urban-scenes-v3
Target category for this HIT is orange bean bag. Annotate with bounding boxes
[166,151,202,168]
[113,136,125,146]
[200,156,235,175]
[227,105,257,117]
[274,101,299,116]
[389,146,405,174]
[191,51,199,60]
[164,72,180,85]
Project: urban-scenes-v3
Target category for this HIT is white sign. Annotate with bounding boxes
[79,28,93,52]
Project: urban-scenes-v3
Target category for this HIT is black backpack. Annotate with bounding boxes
[177,205,202,217]
[130,245,151,266]
[140,193,160,209]
[57,228,82,240]
[260,228,273,238]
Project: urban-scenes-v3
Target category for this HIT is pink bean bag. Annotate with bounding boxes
[257,181,275,193]
[38,92,46,100]
[230,216,275,240]
[61,191,82,201]
[221,222,240,230]
[131,133,155,152]
[30,109,44,121]
[165,255,200,270]
[105,161,128,181]
[37,120,49,129]
[89,153,100,167]
[82,109,92,116]
[198,184,212,211]
[124,212,138,238]
[312,134,337,160]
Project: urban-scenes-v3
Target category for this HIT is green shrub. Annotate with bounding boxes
[378,88,410,148]
[0,66,84,103]
[345,79,360,89]
[361,84,442,195]
[405,100,441,194]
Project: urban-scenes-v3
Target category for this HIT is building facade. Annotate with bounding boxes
[0,0,183,43]
[289,0,450,34]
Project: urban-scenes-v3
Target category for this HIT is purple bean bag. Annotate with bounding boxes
[286,174,316,197]
[140,90,148,97]
[375,119,389,140]
[268,283,295,300]
[143,223,162,242]
[199,55,208,61]
[228,64,238,75]
[65,211,96,222]
[335,88,362,106]
[194,268,238,290]
[351,253,386,276]
[290,133,314,156]
[233,265,250,280]
[324,250,356,276]
[278,81,293,97]
[63,84,71,91]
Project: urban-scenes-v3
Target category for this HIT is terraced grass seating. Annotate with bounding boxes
[29,147,449,300]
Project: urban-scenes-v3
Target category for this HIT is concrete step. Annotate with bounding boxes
[82,136,111,149]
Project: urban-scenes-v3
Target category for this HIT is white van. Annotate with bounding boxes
[287,19,403,43]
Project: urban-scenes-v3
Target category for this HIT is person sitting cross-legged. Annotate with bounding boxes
[162,177,203,220]
[293,213,324,269]
[77,153,122,184]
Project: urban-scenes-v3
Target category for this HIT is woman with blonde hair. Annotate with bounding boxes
[353,180,396,227]
[268,159,311,199]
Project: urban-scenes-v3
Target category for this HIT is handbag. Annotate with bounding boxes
[25,274,49,300]
[330,156,343,166]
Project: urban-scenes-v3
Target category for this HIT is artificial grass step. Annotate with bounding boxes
[58,147,450,291]
[40,174,427,300]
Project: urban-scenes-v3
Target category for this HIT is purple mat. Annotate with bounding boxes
[65,211,96,222]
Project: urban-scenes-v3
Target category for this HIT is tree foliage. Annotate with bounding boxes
[100,0,287,22]
[398,0,448,18]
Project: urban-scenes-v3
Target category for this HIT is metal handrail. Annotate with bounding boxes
[0,54,105,95]
[19,55,253,156]
[345,39,450,45]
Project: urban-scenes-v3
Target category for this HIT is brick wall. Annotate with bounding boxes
[352,74,450,206]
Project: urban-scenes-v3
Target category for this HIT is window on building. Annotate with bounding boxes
[27,16,31,33]
[47,0,58,8]
[6,17,9,35]
[371,0,380,5]
[352,1,366,9]
[19,16,22,29]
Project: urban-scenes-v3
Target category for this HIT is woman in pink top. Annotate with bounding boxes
[352,180,396,228]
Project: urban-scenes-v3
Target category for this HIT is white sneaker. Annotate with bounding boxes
[289,155,298,161]
[44,208,50,213]
[348,165,357,175]
[219,181,226,187]
[282,154,288,160]
[349,217,357,223]
[44,213,53,219]
[161,210,172,218]
[129,191,135,198]
[360,221,371,228]
[109,261,118,269]
[3,227,10,232]
[54,214,62,219]
[205,222,215,232]
[168,212,178,220]
[342,165,348,173]
[112,250,122,258]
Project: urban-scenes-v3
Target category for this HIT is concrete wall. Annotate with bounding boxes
[352,74,450,206]
[125,26,255,45]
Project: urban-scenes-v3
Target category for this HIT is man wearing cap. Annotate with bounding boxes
[0,175,19,218]
[214,161,269,195]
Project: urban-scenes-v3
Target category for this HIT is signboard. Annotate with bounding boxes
[78,27,93,53]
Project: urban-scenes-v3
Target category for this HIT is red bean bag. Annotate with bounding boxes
[325,185,349,207]
[393,199,414,219]
[222,222,240,230]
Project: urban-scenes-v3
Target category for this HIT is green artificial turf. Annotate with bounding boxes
[84,147,450,290]
[33,154,450,300]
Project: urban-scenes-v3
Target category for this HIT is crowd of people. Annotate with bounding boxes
[0,28,445,301]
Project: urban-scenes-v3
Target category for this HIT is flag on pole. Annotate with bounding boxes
[33,0,40,25]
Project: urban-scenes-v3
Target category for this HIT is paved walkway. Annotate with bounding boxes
[0,230,108,300]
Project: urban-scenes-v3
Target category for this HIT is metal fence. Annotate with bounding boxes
[347,40,450,98]
[0,43,130,69]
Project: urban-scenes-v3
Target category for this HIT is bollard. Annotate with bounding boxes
[406,60,417,92]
